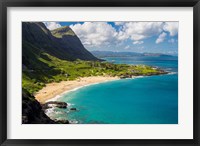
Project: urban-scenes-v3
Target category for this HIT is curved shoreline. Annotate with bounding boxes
[35,72,170,104]
[35,76,120,104]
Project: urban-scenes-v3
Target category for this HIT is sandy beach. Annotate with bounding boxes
[35,76,120,104]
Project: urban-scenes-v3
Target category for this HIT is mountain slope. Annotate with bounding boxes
[22,22,100,124]
[22,22,99,65]
[22,22,101,94]
[51,26,98,60]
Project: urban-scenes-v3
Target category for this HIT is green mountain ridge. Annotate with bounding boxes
[22,22,99,64]
[51,26,76,37]
[22,22,101,124]
[22,22,101,94]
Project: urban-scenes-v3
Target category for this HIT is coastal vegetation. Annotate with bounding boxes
[22,52,165,95]
[22,22,166,95]
[22,22,167,124]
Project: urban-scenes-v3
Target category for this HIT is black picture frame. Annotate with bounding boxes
[0,0,199,145]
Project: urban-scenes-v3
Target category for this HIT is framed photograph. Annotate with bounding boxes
[0,0,199,145]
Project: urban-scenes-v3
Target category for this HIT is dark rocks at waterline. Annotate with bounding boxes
[120,75,133,79]
[54,119,70,124]
[69,120,79,124]
[70,107,77,111]
[42,101,68,109]
[22,89,70,124]
[119,71,168,79]
[22,89,56,124]
[144,71,168,76]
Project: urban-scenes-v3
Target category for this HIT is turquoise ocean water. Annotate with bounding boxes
[47,55,178,124]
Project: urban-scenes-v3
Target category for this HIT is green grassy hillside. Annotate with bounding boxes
[22,22,166,94]
[22,48,164,94]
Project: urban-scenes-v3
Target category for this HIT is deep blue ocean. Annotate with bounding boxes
[48,55,178,124]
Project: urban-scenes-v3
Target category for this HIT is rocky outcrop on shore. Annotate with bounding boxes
[54,119,70,124]
[22,67,168,124]
[41,100,78,123]
[70,107,77,111]
[119,69,168,79]
[42,101,68,109]
[22,89,69,124]
[22,89,56,124]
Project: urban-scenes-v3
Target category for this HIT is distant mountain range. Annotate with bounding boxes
[91,51,175,58]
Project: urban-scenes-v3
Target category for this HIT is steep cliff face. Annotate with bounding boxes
[22,89,70,124]
[51,26,98,60]
[22,22,100,124]
[22,22,99,64]
[22,89,56,124]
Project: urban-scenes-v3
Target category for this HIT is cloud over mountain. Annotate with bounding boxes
[69,22,178,48]
[70,22,118,47]
[156,32,167,44]
[163,22,179,36]
[43,22,61,30]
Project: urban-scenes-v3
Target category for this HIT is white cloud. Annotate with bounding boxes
[69,22,178,48]
[163,22,178,36]
[115,22,125,26]
[133,41,144,45]
[168,38,175,43]
[121,22,164,41]
[124,45,130,49]
[70,22,118,47]
[43,22,61,30]
[156,32,167,44]
[116,31,129,41]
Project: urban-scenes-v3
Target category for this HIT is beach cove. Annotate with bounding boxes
[36,55,178,124]
[43,74,178,124]
[35,76,120,104]
[21,22,178,124]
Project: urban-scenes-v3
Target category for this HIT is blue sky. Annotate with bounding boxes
[44,22,178,55]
